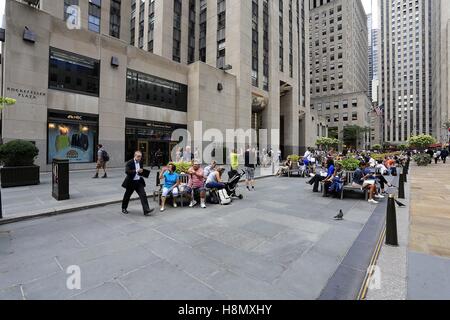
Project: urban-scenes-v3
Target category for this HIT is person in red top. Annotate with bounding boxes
[185,161,207,208]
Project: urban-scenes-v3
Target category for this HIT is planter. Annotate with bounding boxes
[1,165,40,188]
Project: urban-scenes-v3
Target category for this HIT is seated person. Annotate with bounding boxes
[352,162,383,204]
[203,160,217,180]
[308,158,335,193]
[326,163,345,198]
[159,163,180,212]
[375,169,394,194]
[205,167,226,190]
[276,159,292,176]
[186,161,207,209]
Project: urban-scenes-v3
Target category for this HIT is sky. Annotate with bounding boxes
[362,0,372,14]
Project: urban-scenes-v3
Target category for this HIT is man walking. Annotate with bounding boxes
[121,151,154,216]
[245,146,256,191]
[441,148,449,164]
[93,144,108,179]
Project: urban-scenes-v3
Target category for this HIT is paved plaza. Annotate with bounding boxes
[0,176,381,300]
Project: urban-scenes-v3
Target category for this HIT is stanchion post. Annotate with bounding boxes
[386,194,399,246]
[0,187,2,219]
[398,173,405,199]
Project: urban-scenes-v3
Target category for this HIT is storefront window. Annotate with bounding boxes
[47,111,98,164]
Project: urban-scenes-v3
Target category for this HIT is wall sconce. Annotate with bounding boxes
[111,56,119,68]
[217,83,223,92]
[23,26,36,43]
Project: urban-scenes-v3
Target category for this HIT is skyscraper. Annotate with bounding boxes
[380,0,433,144]
[431,0,450,144]
[309,0,371,149]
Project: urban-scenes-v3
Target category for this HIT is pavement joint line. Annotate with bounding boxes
[20,285,26,301]
[53,256,64,272]
[116,279,134,299]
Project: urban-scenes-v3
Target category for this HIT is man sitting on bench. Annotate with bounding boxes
[352,162,384,204]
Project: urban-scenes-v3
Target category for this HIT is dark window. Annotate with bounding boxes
[126,69,188,112]
[110,0,121,38]
[173,0,182,62]
[88,0,101,33]
[49,47,100,96]
[199,0,207,62]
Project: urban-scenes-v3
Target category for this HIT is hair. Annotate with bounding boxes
[359,161,366,167]
[134,151,142,157]
[98,144,103,148]
[326,158,335,168]
[170,163,177,172]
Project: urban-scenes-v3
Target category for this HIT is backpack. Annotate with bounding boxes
[217,189,232,205]
[101,150,110,162]
[208,190,220,205]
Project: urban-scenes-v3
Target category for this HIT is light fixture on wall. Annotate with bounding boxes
[111,56,119,68]
[23,26,36,43]
[217,83,223,92]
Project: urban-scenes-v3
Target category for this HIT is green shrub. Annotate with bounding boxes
[413,154,431,167]
[287,154,300,163]
[408,135,436,150]
[170,161,193,174]
[0,140,39,167]
[338,158,361,171]
[372,144,382,151]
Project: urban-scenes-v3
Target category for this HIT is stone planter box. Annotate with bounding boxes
[1,165,40,188]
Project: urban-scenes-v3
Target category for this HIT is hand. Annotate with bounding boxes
[138,169,144,174]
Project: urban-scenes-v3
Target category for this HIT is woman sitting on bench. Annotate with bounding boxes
[307,158,335,193]
[352,162,384,204]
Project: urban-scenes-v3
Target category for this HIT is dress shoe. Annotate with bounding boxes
[144,208,155,216]
[122,209,129,215]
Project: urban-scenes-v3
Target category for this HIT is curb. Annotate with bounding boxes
[0,174,274,225]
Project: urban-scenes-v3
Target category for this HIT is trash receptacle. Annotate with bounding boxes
[52,159,70,201]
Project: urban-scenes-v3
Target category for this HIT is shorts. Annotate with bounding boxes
[162,187,179,198]
[245,167,255,180]
[96,160,106,169]
[185,186,206,195]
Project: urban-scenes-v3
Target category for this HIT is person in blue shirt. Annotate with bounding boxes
[159,163,180,212]
[308,158,335,193]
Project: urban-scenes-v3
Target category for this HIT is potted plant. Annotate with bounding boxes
[0,140,40,187]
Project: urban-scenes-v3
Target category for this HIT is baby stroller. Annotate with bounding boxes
[226,170,245,200]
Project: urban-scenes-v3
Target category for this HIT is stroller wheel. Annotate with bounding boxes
[238,194,244,200]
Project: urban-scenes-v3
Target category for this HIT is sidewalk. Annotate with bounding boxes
[0,165,276,224]
[366,161,450,300]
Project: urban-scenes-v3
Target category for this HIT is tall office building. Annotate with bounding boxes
[368,0,383,145]
[380,0,433,144]
[309,0,371,149]
[2,0,319,171]
[431,0,450,144]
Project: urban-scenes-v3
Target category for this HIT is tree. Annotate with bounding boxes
[372,144,382,151]
[315,137,341,151]
[0,97,16,109]
[408,134,436,150]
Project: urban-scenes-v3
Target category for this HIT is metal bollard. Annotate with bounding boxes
[398,173,405,199]
[0,187,2,219]
[386,194,399,246]
[403,169,407,183]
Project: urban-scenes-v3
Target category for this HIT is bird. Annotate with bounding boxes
[334,210,344,221]
[395,200,406,208]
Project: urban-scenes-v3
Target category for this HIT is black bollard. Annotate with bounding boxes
[398,173,405,199]
[386,194,399,246]
[403,169,407,183]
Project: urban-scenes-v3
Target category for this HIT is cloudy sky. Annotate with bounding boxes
[362,0,372,14]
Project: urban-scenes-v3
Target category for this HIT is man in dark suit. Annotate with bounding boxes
[121,151,154,216]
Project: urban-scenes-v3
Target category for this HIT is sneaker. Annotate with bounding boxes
[173,202,178,208]
[375,194,385,199]
[201,202,207,209]
[189,200,197,208]
[160,207,165,212]
[368,199,379,204]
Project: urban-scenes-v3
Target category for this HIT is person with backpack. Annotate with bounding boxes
[93,144,109,179]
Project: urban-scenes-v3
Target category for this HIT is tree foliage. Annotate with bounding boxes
[408,135,436,150]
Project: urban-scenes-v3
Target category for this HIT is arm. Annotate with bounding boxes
[125,161,137,175]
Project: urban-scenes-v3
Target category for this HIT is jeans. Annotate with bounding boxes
[309,174,325,192]
[206,182,226,190]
